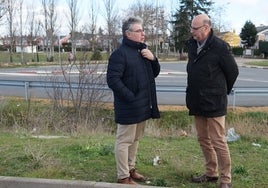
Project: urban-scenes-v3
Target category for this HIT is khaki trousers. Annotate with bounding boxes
[195,116,231,183]
[115,121,146,179]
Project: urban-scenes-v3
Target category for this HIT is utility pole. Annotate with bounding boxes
[155,0,159,57]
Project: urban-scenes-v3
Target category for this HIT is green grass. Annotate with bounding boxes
[245,60,268,66]
[0,131,267,187]
[0,51,110,66]
[1,98,268,187]
[0,51,180,66]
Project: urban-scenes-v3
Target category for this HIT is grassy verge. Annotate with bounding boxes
[0,51,110,67]
[0,131,267,187]
[0,98,268,187]
[0,51,179,67]
[245,60,268,66]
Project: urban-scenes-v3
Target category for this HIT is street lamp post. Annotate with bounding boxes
[155,0,159,57]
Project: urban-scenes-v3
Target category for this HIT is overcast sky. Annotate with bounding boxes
[1,0,267,36]
[214,0,268,33]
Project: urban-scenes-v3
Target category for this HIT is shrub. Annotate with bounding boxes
[91,51,102,60]
[253,49,261,56]
[156,111,193,129]
[232,47,243,56]
[258,41,268,58]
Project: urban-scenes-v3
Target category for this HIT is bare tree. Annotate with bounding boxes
[18,0,26,64]
[126,1,168,55]
[84,0,99,51]
[46,65,108,131]
[6,0,18,63]
[43,0,109,131]
[210,2,230,34]
[42,0,49,60]
[0,0,7,22]
[42,0,57,62]
[157,8,168,53]
[97,26,105,51]
[127,1,155,35]
[102,0,120,53]
[27,2,42,62]
[66,0,80,57]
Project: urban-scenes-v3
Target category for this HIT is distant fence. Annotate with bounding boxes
[1,80,268,108]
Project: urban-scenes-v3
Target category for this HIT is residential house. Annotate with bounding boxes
[256,25,268,46]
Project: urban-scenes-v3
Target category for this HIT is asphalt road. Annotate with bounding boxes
[0,57,268,107]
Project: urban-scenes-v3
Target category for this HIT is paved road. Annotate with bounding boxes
[156,57,268,106]
[0,57,268,107]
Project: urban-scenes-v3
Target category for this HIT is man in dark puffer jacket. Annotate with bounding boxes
[107,17,160,185]
[186,14,238,188]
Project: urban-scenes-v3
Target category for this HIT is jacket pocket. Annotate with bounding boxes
[199,88,226,112]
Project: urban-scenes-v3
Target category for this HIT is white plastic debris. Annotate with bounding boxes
[252,142,261,147]
[226,128,240,142]
[153,156,160,166]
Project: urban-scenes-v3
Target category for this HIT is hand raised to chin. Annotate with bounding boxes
[141,49,155,61]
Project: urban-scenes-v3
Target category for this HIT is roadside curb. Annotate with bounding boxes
[0,176,166,188]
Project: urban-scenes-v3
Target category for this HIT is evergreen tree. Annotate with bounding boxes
[171,0,213,53]
[240,20,257,48]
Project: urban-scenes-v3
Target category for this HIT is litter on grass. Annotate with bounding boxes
[153,156,160,166]
[226,127,240,142]
[252,142,261,147]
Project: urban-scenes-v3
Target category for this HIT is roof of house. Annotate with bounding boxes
[256,25,268,34]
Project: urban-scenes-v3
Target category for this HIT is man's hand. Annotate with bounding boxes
[141,49,155,61]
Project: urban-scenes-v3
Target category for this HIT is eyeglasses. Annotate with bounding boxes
[190,25,205,30]
[128,29,144,33]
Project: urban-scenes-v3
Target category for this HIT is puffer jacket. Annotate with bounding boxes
[185,29,239,117]
[107,37,160,124]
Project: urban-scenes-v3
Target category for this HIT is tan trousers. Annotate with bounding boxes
[115,121,146,179]
[195,116,231,184]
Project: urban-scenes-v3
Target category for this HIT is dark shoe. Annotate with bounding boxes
[117,177,137,185]
[219,183,232,188]
[129,168,146,182]
[191,174,218,183]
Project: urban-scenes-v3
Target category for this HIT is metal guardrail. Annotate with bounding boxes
[0,80,110,101]
[231,87,268,108]
[1,80,268,108]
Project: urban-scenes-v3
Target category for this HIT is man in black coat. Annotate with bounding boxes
[185,14,239,188]
[107,17,160,185]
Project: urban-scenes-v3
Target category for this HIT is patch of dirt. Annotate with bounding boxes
[158,105,268,112]
[104,103,268,112]
[158,105,187,111]
[228,106,268,113]
[24,99,268,113]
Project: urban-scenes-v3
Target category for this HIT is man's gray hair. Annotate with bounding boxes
[122,17,143,36]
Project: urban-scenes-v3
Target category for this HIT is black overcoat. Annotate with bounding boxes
[185,30,239,117]
[107,38,160,124]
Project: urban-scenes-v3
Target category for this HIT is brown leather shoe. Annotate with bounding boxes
[219,183,232,188]
[129,168,146,182]
[117,177,137,185]
[191,174,218,183]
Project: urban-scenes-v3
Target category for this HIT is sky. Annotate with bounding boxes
[113,0,268,34]
[1,0,268,36]
[82,0,268,35]
[212,0,268,33]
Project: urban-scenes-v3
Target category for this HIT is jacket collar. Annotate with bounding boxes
[189,29,215,48]
[123,37,147,50]
[187,29,215,63]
